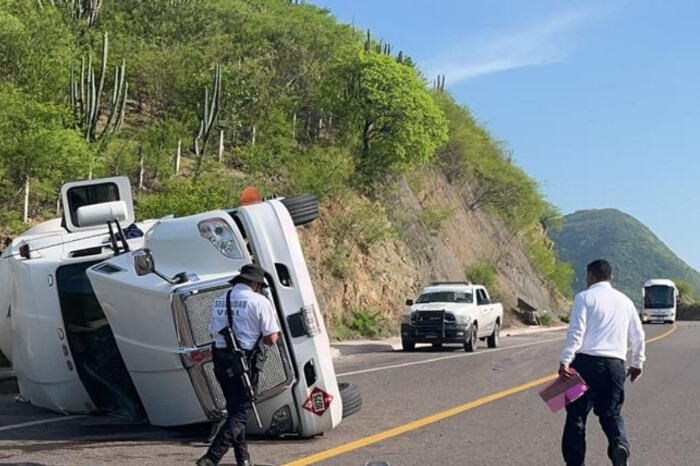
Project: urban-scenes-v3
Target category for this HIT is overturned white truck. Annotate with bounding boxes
[0,176,360,436]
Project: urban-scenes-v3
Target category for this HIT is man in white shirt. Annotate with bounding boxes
[198,264,280,466]
[559,259,645,466]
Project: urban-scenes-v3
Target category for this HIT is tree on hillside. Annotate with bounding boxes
[0,84,91,223]
[0,1,76,101]
[321,48,447,179]
[675,279,695,304]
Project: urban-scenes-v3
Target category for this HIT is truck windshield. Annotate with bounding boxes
[416,291,473,304]
[644,286,675,309]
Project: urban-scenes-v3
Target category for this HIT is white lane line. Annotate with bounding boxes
[0,415,87,433]
[336,336,565,377]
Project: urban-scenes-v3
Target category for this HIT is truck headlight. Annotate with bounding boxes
[266,405,293,436]
[198,218,243,259]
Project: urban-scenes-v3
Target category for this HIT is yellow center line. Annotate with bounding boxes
[283,325,677,466]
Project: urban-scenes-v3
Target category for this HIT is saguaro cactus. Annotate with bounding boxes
[434,74,446,92]
[70,32,128,144]
[193,64,222,176]
[49,0,103,28]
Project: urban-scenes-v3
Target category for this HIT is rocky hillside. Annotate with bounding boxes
[0,0,573,343]
[300,168,569,334]
[550,208,700,306]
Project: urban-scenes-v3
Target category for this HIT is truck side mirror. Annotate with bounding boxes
[134,249,156,276]
[405,299,414,306]
[76,201,128,228]
[133,249,189,284]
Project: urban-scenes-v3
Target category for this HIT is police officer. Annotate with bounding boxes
[197,264,280,466]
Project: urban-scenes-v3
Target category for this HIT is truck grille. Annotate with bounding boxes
[415,310,453,327]
[256,342,289,394]
[180,285,229,347]
[200,342,291,410]
[202,361,227,410]
[175,283,293,410]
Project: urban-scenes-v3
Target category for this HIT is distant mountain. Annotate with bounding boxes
[549,209,700,306]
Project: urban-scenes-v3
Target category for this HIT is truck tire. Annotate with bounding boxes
[464,325,478,352]
[402,338,415,351]
[280,194,319,226]
[487,322,500,348]
[339,382,362,418]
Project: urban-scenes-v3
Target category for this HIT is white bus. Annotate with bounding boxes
[641,279,678,324]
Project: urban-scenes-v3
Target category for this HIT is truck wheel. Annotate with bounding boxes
[487,322,500,349]
[280,194,319,226]
[464,325,478,352]
[402,339,415,351]
[338,382,362,418]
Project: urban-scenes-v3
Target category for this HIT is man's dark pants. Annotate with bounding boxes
[205,348,255,464]
[562,353,630,466]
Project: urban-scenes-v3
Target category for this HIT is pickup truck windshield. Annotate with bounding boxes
[416,291,473,304]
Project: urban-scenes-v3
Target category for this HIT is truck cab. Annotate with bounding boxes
[0,177,353,438]
[641,279,678,324]
[400,282,504,352]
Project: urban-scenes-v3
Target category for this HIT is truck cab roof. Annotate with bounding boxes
[420,282,484,293]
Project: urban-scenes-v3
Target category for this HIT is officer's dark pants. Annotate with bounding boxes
[562,353,630,466]
[206,349,255,464]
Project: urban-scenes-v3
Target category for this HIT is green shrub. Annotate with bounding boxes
[326,196,396,254]
[284,147,354,199]
[344,308,394,338]
[539,313,554,326]
[322,243,354,279]
[559,313,570,324]
[420,206,456,236]
[465,262,498,289]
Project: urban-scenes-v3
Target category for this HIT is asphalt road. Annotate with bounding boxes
[0,323,692,465]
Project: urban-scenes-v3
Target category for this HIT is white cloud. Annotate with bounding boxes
[423,7,602,84]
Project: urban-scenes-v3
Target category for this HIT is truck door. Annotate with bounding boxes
[476,288,494,336]
[56,260,145,419]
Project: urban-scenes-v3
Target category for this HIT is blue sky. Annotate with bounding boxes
[312,0,700,271]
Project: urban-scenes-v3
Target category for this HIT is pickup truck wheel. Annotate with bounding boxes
[280,194,320,226]
[339,382,362,418]
[464,325,478,352]
[402,339,415,351]
[487,322,500,348]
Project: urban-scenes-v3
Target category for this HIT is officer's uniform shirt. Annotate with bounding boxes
[210,283,280,350]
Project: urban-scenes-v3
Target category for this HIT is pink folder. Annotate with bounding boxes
[539,372,589,413]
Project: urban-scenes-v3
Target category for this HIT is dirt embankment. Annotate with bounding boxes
[299,167,568,332]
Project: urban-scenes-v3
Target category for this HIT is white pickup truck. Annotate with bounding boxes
[401,282,504,352]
